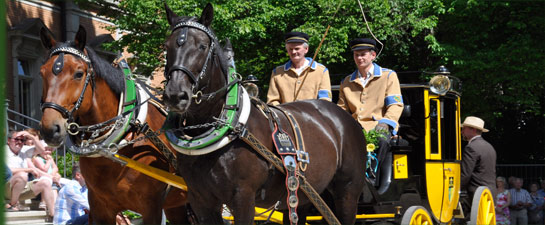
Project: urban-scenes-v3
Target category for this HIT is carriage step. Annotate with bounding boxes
[5,210,51,225]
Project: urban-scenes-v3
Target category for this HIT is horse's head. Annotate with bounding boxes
[163,3,227,115]
[39,26,94,146]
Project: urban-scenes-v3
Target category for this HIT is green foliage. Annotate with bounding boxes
[54,149,79,178]
[437,0,545,163]
[77,0,444,88]
[75,0,544,163]
[363,129,386,146]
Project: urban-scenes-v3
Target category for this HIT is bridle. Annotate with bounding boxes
[41,46,95,123]
[165,20,239,104]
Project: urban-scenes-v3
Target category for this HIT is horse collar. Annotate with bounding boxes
[165,68,251,155]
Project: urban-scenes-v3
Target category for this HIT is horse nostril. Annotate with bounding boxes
[54,124,62,134]
[179,92,189,101]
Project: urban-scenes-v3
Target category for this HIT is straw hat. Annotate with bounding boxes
[461,116,489,132]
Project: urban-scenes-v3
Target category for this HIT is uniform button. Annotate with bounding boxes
[359,107,364,111]
[297,80,301,84]
[361,100,365,104]
[362,92,366,96]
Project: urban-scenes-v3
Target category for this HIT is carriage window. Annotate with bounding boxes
[441,97,458,161]
[429,99,439,154]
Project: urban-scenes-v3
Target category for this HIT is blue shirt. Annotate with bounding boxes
[54,180,89,225]
[509,188,532,208]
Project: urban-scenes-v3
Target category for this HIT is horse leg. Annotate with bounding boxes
[229,188,257,224]
[332,179,363,225]
[164,205,190,225]
[140,200,164,224]
[87,193,117,224]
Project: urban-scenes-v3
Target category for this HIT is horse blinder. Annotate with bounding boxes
[52,53,64,75]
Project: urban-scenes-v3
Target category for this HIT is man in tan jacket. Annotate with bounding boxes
[337,38,403,184]
[267,31,331,105]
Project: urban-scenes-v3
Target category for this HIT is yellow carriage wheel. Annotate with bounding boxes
[401,206,434,225]
[470,186,496,225]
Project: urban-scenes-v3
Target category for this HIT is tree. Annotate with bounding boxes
[436,0,545,163]
[78,0,444,86]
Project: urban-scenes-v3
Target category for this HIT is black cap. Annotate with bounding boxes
[284,32,309,43]
[349,38,376,51]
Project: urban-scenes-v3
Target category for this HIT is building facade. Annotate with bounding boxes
[6,0,119,128]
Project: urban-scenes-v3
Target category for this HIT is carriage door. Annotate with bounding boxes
[424,91,462,223]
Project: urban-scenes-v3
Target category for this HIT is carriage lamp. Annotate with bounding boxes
[429,65,451,96]
[242,74,259,97]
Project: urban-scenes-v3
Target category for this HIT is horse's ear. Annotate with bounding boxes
[40,27,56,50]
[74,25,86,50]
[165,2,179,26]
[199,3,214,27]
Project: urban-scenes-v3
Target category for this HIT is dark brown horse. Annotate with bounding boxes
[39,26,188,224]
[163,3,366,224]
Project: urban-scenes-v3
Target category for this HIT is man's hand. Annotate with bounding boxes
[375,123,390,133]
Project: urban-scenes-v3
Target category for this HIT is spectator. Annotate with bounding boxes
[509,177,532,225]
[508,176,516,190]
[28,145,62,211]
[538,180,545,198]
[54,162,89,225]
[528,182,544,224]
[496,176,511,225]
[20,128,46,157]
[5,130,55,220]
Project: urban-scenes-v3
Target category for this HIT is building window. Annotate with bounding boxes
[17,59,34,126]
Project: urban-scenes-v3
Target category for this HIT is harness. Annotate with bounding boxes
[164,19,340,225]
[41,47,94,123]
[41,47,177,173]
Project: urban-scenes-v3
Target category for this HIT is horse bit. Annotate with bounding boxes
[165,20,218,104]
[41,46,95,129]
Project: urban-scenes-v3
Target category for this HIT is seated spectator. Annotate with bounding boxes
[528,182,544,224]
[496,176,511,225]
[54,162,89,225]
[28,145,62,211]
[509,177,532,225]
[21,128,46,158]
[5,130,55,220]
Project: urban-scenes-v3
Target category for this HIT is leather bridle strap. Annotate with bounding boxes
[166,20,218,104]
[41,50,94,123]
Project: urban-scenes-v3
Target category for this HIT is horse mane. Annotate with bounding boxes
[173,16,230,78]
[49,41,125,95]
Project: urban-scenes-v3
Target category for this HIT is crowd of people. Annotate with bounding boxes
[495,176,545,225]
[5,128,133,225]
[5,128,91,224]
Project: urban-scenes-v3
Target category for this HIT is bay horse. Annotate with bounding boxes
[39,26,189,224]
[163,3,366,224]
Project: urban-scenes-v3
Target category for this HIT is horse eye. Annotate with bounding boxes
[74,71,84,79]
[199,44,206,50]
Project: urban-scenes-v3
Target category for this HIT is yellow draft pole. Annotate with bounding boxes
[114,154,187,191]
